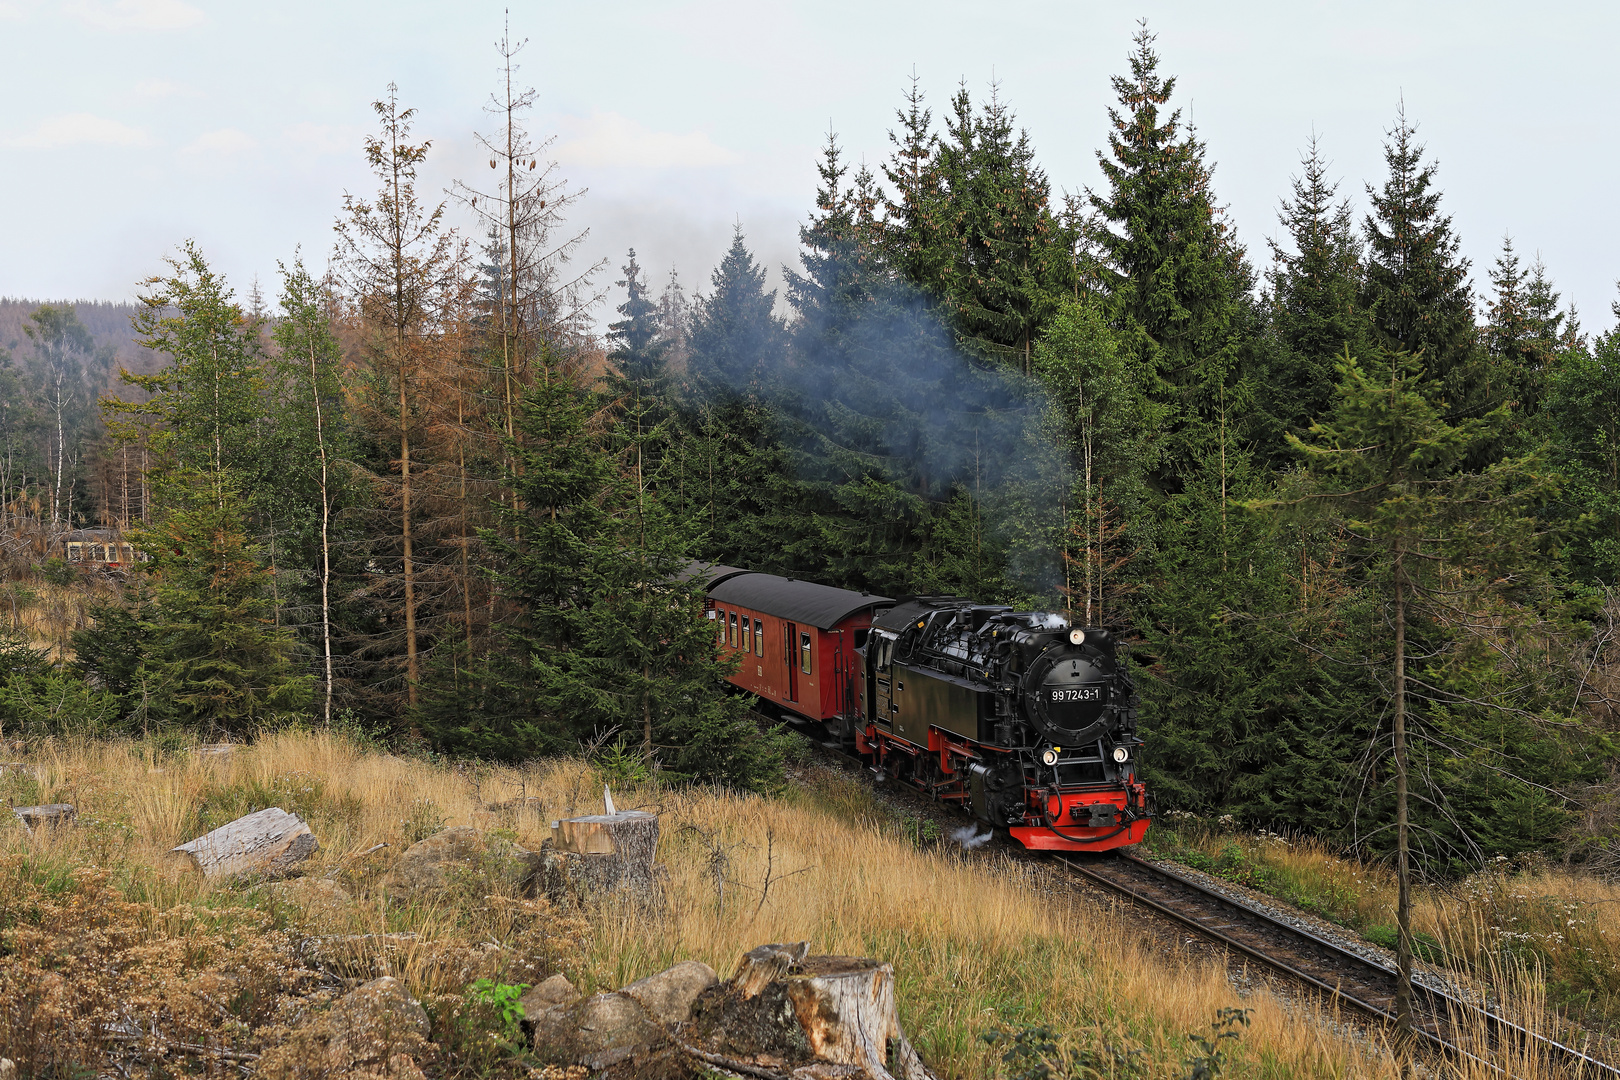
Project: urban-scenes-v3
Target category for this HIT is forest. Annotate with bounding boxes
[2,27,1617,877]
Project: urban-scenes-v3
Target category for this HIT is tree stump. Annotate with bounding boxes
[685,946,937,1080]
[170,807,318,881]
[541,810,660,906]
[13,804,75,834]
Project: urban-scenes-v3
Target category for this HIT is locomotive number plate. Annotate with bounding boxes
[1049,687,1102,702]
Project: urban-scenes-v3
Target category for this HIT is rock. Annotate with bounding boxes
[0,1056,15,1080]
[13,804,75,834]
[195,743,236,761]
[384,826,540,901]
[326,976,431,1069]
[170,807,318,881]
[621,960,718,1025]
[519,973,581,1016]
[530,991,668,1071]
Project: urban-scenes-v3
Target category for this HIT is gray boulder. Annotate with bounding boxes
[385,826,539,900]
[326,975,431,1069]
[518,972,580,1016]
[530,991,667,1071]
[621,959,718,1025]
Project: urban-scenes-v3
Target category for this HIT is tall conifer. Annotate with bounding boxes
[1089,23,1251,489]
[1255,136,1369,456]
[1360,107,1478,417]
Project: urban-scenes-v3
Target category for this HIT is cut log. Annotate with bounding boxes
[541,810,660,906]
[687,949,937,1080]
[551,809,656,855]
[14,804,75,834]
[783,956,934,1080]
[170,807,318,881]
[734,941,809,999]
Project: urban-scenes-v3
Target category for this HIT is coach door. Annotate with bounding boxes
[784,622,798,703]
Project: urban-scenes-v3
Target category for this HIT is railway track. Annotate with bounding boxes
[1061,851,1617,1078]
[784,721,1618,1077]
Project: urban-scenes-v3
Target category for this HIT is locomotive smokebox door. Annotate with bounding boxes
[1026,650,1115,746]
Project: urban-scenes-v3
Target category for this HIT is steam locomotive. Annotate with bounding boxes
[698,565,1150,852]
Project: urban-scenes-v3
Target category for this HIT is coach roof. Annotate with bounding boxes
[680,560,756,589]
[708,572,892,630]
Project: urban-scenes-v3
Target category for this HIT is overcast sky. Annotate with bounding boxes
[2,0,1617,338]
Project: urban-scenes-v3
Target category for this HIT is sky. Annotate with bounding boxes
[2,0,1617,337]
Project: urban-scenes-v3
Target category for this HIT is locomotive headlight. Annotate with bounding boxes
[1111,746,1130,763]
[1068,628,1086,646]
[1041,748,1060,766]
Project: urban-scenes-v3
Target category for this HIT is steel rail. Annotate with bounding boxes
[1060,852,1617,1079]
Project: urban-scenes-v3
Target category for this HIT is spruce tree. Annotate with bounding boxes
[131,469,313,736]
[1088,23,1253,490]
[426,357,780,789]
[1360,106,1479,419]
[881,73,947,293]
[608,249,668,387]
[120,243,266,488]
[932,83,1074,373]
[1255,136,1370,459]
[687,226,785,400]
[1485,237,1570,429]
[1547,295,1620,581]
[1277,346,1561,1057]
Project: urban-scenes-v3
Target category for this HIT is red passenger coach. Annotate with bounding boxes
[701,567,891,735]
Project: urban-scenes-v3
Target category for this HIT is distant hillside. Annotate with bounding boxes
[0,299,169,394]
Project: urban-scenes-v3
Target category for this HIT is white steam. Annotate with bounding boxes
[951,826,993,849]
[1031,612,1070,631]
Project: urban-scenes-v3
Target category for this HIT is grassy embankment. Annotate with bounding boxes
[0,731,1568,1079]
[1146,816,1620,1037]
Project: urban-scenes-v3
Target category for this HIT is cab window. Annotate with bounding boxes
[741,615,752,653]
[754,619,764,657]
[799,632,812,674]
[729,612,739,647]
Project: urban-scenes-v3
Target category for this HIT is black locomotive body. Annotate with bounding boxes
[855,597,1150,851]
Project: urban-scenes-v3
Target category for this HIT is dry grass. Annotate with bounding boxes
[0,732,1580,1078]
[1148,818,1620,1036]
[1,574,118,662]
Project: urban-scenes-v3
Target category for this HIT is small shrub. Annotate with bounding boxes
[1180,1007,1250,1080]
[468,979,530,1041]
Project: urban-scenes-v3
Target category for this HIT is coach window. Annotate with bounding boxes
[741,615,751,653]
[799,632,812,674]
[754,619,764,657]
[729,612,739,647]
[716,610,727,645]
[66,542,82,562]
